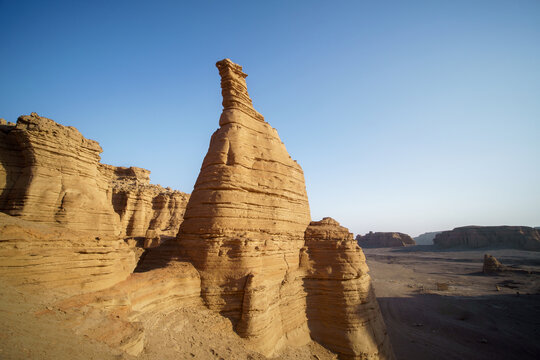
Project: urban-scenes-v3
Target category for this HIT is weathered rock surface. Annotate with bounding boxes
[483,254,506,274]
[0,213,136,294]
[433,226,540,251]
[1,59,394,359]
[168,58,312,356]
[55,261,201,356]
[356,232,416,248]
[100,164,189,241]
[0,113,120,235]
[0,113,189,242]
[140,59,394,358]
[303,217,394,359]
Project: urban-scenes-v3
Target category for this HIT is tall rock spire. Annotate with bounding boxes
[215,58,264,122]
[177,59,312,356]
[170,59,394,359]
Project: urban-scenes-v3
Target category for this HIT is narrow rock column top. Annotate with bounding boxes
[216,58,265,122]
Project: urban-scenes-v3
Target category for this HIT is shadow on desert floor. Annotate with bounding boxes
[378,293,540,360]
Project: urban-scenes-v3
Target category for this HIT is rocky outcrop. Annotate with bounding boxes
[55,261,201,356]
[303,217,394,359]
[433,226,540,251]
[0,113,120,235]
[1,59,394,359]
[168,58,312,356]
[356,232,416,248]
[483,254,506,274]
[0,113,189,242]
[0,213,136,294]
[141,59,394,358]
[100,164,189,242]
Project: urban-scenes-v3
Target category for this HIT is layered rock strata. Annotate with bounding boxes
[433,226,540,251]
[100,165,189,241]
[55,261,201,356]
[144,59,394,358]
[303,218,394,359]
[0,113,189,241]
[356,232,416,248]
[171,58,312,356]
[0,213,136,294]
[0,113,120,235]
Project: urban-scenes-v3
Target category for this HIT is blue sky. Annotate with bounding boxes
[1,0,539,236]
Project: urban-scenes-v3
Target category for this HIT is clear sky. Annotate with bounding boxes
[1,0,539,237]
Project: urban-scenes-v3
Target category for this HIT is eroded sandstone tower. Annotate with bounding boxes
[175,59,394,359]
[177,59,312,354]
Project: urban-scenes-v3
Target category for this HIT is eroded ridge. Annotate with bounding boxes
[303,217,395,360]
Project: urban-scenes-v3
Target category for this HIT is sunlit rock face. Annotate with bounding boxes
[0,212,136,294]
[172,59,394,358]
[0,113,189,242]
[100,164,189,241]
[0,113,120,235]
[303,217,395,360]
[176,59,312,355]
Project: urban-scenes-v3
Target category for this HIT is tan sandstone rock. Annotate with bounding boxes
[0,113,121,235]
[54,261,201,356]
[0,113,189,242]
[142,59,393,359]
[303,217,394,359]
[356,232,416,248]
[1,60,395,359]
[0,213,136,294]
[99,164,189,239]
[167,58,313,356]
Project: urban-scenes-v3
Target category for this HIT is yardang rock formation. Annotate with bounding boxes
[433,226,540,251]
[0,59,394,359]
[356,232,416,248]
[172,58,313,356]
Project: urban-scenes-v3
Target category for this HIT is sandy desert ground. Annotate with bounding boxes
[365,246,540,360]
[0,280,337,360]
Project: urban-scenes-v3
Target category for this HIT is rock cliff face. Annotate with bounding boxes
[0,59,394,359]
[356,232,416,248]
[0,212,136,294]
[100,164,189,242]
[173,58,312,356]
[144,59,394,358]
[303,217,394,359]
[0,113,120,235]
[0,113,189,241]
[433,226,540,251]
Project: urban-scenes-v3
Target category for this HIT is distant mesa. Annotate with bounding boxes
[414,231,443,245]
[433,226,540,251]
[356,231,416,248]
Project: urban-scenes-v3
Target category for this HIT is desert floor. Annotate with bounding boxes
[364,246,540,360]
[0,280,338,360]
